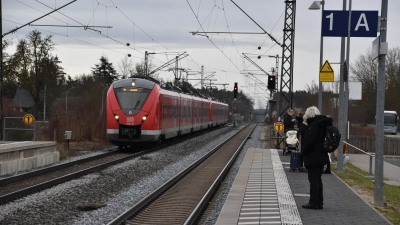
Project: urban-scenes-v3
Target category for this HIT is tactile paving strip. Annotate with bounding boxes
[215,148,302,225]
[271,149,303,225]
[238,148,281,225]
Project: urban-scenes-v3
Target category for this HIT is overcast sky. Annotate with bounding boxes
[3,0,400,108]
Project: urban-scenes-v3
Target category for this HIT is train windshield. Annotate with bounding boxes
[114,87,151,110]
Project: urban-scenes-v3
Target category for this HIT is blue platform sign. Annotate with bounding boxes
[322,10,378,37]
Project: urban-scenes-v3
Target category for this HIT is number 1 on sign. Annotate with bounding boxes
[326,13,333,30]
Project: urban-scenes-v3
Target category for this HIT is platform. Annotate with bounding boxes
[216,148,301,225]
[216,147,392,225]
[0,141,59,176]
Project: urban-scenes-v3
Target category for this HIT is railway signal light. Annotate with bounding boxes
[233,82,238,98]
[268,75,276,90]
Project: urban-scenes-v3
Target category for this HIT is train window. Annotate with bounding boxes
[114,87,150,110]
[163,105,166,119]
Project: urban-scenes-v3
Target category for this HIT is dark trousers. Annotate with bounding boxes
[307,166,324,205]
[326,162,331,171]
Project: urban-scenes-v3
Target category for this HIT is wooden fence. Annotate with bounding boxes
[348,135,400,155]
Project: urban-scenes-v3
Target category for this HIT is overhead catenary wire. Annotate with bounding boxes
[3,19,142,59]
[186,0,242,73]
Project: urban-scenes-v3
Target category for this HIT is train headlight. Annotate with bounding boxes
[114,114,119,121]
[142,115,148,123]
[131,81,135,86]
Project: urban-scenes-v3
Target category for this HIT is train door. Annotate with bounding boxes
[192,101,198,126]
[174,98,177,130]
[159,99,162,130]
[189,98,193,132]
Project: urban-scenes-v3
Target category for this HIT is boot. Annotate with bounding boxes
[302,203,319,209]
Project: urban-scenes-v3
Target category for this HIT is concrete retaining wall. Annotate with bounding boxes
[0,141,59,176]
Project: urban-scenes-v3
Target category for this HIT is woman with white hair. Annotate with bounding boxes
[301,106,331,210]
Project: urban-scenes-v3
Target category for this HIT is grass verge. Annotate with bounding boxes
[333,163,400,225]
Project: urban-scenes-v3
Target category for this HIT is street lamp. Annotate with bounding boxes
[66,87,78,113]
[309,0,325,114]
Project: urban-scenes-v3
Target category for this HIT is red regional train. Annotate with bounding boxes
[106,77,229,148]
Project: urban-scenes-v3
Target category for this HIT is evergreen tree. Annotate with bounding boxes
[91,56,119,86]
[9,30,65,117]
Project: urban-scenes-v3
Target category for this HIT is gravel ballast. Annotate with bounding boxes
[0,124,265,225]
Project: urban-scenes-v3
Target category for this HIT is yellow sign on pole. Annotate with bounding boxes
[274,122,284,132]
[23,114,35,125]
[319,60,334,82]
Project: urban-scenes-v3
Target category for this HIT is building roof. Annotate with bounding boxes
[13,88,34,107]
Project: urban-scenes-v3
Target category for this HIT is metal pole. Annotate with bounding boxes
[375,0,388,207]
[369,156,373,176]
[0,0,3,141]
[337,0,347,173]
[318,0,325,114]
[341,0,352,172]
[54,129,57,142]
[44,85,46,121]
[201,66,204,89]
[33,120,36,141]
[2,117,5,141]
[233,100,236,127]
[144,51,148,76]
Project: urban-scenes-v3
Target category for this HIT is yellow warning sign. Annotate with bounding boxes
[319,60,334,82]
[23,114,35,125]
[274,122,284,132]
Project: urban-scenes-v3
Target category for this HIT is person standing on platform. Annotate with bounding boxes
[301,106,331,210]
[296,112,307,171]
[283,108,295,133]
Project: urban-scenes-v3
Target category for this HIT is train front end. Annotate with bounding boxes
[106,78,160,147]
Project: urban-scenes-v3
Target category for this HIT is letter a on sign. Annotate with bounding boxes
[355,13,369,31]
[319,60,334,82]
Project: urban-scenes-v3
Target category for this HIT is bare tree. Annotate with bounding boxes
[350,47,400,124]
[117,55,134,79]
[131,60,159,80]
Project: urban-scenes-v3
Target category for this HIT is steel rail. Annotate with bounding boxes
[107,123,253,225]
[185,124,257,224]
[0,125,227,205]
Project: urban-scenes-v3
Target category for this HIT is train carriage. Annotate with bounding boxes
[106,77,228,148]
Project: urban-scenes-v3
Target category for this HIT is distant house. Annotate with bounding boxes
[12,88,34,112]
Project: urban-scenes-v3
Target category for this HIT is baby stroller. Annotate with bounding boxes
[283,129,299,156]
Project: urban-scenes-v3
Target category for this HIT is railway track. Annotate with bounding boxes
[0,125,227,205]
[108,123,257,225]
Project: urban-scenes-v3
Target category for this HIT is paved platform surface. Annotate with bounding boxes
[280,152,392,225]
[216,125,395,224]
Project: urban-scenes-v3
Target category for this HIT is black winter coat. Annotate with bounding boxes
[302,115,332,168]
[283,113,295,132]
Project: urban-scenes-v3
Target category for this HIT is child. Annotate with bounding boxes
[343,143,349,166]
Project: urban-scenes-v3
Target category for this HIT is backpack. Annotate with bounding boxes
[322,125,341,153]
